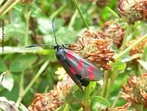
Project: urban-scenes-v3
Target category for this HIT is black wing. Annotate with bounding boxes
[64,49,104,81]
[55,47,85,90]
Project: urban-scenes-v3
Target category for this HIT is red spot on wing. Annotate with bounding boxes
[69,67,76,74]
[67,49,74,54]
[77,59,83,70]
[87,66,95,80]
[66,50,74,59]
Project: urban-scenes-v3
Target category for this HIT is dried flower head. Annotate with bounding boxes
[121,73,147,108]
[126,37,147,56]
[28,77,74,111]
[69,30,115,70]
[112,102,131,111]
[98,21,125,48]
[101,102,131,111]
[118,0,147,24]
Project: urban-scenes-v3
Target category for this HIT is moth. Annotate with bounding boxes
[28,19,104,90]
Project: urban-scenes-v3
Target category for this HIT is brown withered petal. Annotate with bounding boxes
[121,73,147,108]
[101,102,131,111]
[122,84,132,93]
[28,92,63,111]
[118,0,147,24]
[140,90,147,107]
[69,30,115,70]
[98,21,125,48]
[126,37,147,64]
[126,37,147,56]
[28,77,74,111]
[113,102,131,111]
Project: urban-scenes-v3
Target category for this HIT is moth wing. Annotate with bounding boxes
[65,49,104,81]
[55,48,84,90]
[58,59,84,90]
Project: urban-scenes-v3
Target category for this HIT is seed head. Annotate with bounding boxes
[28,76,74,111]
[121,73,147,108]
[118,0,147,24]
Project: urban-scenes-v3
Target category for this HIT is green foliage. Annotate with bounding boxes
[91,96,110,110]
[0,60,7,72]
[0,71,14,91]
[0,0,147,111]
[10,54,37,72]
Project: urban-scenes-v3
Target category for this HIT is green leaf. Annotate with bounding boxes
[0,71,14,91]
[55,103,66,111]
[18,103,29,111]
[43,27,76,45]
[142,46,147,61]
[54,19,65,30]
[5,24,26,41]
[10,54,37,72]
[91,96,110,110]
[37,18,52,35]
[0,60,7,73]
[56,27,76,44]
[88,82,96,94]
[37,18,76,45]
[70,102,82,111]
[111,60,126,70]
[138,60,147,70]
[29,3,45,17]
[73,89,85,100]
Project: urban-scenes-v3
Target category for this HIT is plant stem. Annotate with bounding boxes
[63,103,71,111]
[68,9,78,28]
[24,6,31,46]
[116,33,147,60]
[24,60,49,96]
[49,4,67,20]
[111,89,121,109]
[105,78,111,99]
[104,33,147,107]
[16,60,49,105]
[0,0,4,5]
[72,0,89,29]
[100,71,109,97]
[16,72,24,107]
[106,7,121,19]
[0,46,53,55]
[0,0,20,18]
[85,85,91,111]
[0,0,14,16]
[121,25,133,50]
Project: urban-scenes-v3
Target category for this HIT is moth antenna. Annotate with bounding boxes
[26,44,52,48]
[26,19,57,48]
[52,19,58,45]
